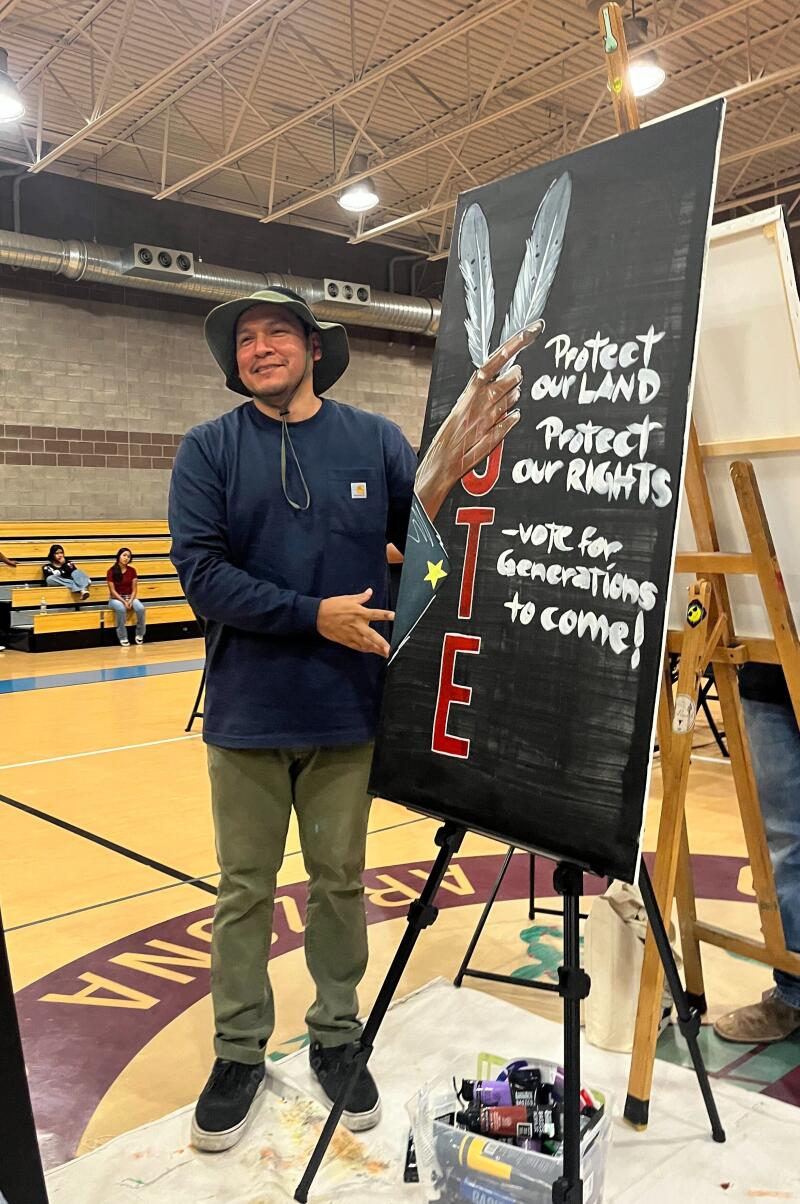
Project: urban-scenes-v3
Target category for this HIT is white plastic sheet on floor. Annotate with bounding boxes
[46,979,799,1203]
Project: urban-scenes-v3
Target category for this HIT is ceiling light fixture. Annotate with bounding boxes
[338,153,379,213]
[0,48,25,123]
[624,13,666,98]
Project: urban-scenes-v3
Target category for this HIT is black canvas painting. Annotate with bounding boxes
[371,101,725,883]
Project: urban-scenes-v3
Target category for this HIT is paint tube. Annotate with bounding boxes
[459,1078,513,1107]
[460,1068,543,1109]
[519,1137,543,1153]
[443,1169,531,1204]
[435,1127,553,1193]
[506,1066,542,1107]
[457,1103,562,1141]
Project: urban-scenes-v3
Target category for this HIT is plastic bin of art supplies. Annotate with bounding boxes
[408,1052,612,1204]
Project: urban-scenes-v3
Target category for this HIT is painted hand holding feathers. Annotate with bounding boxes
[415,172,571,526]
[396,173,572,659]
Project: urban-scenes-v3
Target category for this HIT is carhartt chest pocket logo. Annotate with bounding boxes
[329,468,383,535]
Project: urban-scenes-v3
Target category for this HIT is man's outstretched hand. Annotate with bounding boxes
[317,587,394,658]
[415,320,544,522]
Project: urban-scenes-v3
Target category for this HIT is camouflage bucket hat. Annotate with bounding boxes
[203,286,350,396]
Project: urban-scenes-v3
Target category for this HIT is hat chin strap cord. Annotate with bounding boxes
[279,411,311,512]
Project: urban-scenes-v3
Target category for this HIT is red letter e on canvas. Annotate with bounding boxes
[432,633,481,759]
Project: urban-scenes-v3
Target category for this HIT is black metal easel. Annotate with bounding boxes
[185,663,206,732]
[0,906,49,1204]
[185,613,206,732]
[294,821,465,1202]
[454,847,589,993]
[456,847,725,1141]
[294,828,723,1204]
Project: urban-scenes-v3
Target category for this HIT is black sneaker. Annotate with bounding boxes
[191,1058,266,1152]
[309,1041,382,1132]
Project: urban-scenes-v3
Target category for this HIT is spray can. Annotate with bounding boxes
[507,1066,542,1107]
[434,1128,549,1194]
[457,1104,560,1141]
[459,1079,513,1107]
[519,1137,543,1153]
[444,1169,530,1203]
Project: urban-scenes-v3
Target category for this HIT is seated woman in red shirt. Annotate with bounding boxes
[106,548,146,647]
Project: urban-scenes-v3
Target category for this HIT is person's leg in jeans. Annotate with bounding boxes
[192,745,295,1150]
[206,745,294,1064]
[70,569,91,591]
[48,575,80,594]
[108,598,128,642]
[293,742,380,1130]
[131,599,146,641]
[294,743,373,1046]
[715,695,800,1041]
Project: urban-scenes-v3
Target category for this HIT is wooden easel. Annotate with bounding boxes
[594,3,800,1129]
[626,450,800,1125]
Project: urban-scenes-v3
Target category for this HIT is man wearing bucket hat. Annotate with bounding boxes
[169,285,536,1153]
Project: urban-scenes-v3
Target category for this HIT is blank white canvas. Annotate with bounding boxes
[670,208,800,638]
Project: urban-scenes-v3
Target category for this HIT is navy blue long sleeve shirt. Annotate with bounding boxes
[168,398,417,748]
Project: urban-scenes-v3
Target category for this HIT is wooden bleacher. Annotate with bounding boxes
[0,521,198,652]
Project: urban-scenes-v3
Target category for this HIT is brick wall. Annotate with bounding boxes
[0,281,432,521]
[0,424,183,469]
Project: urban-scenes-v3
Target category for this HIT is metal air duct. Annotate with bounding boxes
[0,228,441,336]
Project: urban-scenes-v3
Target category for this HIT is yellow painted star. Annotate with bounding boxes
[424,559,448,589]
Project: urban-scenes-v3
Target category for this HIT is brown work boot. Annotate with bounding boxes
[714,989,800,1044]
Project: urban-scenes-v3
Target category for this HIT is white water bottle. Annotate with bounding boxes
[40,596,47,613]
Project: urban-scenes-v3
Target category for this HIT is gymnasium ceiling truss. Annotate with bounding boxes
[0,0,799,263]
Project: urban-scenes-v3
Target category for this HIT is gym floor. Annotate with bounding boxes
[1,638,798,1172]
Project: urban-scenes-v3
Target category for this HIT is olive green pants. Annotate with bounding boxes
[206,742,374,1065]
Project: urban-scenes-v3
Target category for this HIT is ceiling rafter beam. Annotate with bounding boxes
[3,3,88,35]
[47,62,90,124]
[28,0,308,174]
[334,77,388,182]
[359,58,800,247]
[714,176,800,213]
[143,0,302,163]
[285,21,345,87]
[751,0,800,81]
[724,92,792,197]
[378,0,785,182]
[350,118,568,245]
[357,0,396,79]
[387,75,479,186]
[338,0,534,235]
[721,126,800,169]
[376,0,584,173]
[69,21,240,180]
[152,0,526,201]
[423,1,536,212]
[222,21,279,155]
[18,0,119,91]
[91,14,294,166]
[60,120,309,190]
[90,0,137,121]
[35,70,45,161]
[260,0,768,228]
[721,0,800,194]
[402,64,800,258]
